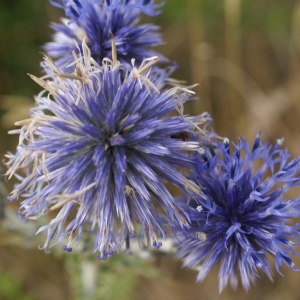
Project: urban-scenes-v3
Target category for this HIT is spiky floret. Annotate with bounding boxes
[176,133,300,291]
[5,41,211,259]
[46,0,165,72]
[120,0,163,16]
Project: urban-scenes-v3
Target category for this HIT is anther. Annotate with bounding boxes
[196,205,203,212]
[277,138,284,146]
[196,232,206,241]
[153,241,163,249]
[97,255,107,260]
[198,147,205,155]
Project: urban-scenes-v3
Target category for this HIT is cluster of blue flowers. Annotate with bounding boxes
[5,0,300,292]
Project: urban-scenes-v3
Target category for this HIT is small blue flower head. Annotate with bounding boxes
[5,41,211,258]
[176,132,300,291]
[46,0,165,72]
[50,0,163,17]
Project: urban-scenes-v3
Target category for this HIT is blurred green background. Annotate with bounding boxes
[1,0,300,299]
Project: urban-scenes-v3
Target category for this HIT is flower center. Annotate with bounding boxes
[109,133,126,146]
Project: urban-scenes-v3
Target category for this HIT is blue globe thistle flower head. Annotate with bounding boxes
[5,40,212,259]
[176,133,300,291]
[50,0,163,17]
[46,0,165,72]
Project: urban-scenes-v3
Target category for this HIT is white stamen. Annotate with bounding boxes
[223,137,229,144]
[277,137,284,146]
[196,205,203,212]
[198,147,205,155]
[125,185,135,196]
[196,232,206,241]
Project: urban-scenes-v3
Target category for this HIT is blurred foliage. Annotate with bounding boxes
[0,0,52,97]
[67,252,161,300]
[0,265,35,300]
[1,0,300,299]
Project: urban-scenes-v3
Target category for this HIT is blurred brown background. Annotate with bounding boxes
[1,0,300,299]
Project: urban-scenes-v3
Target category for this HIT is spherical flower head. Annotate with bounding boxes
[5,41,212,259]
[46,0,165,72]
[176,133,300,291]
